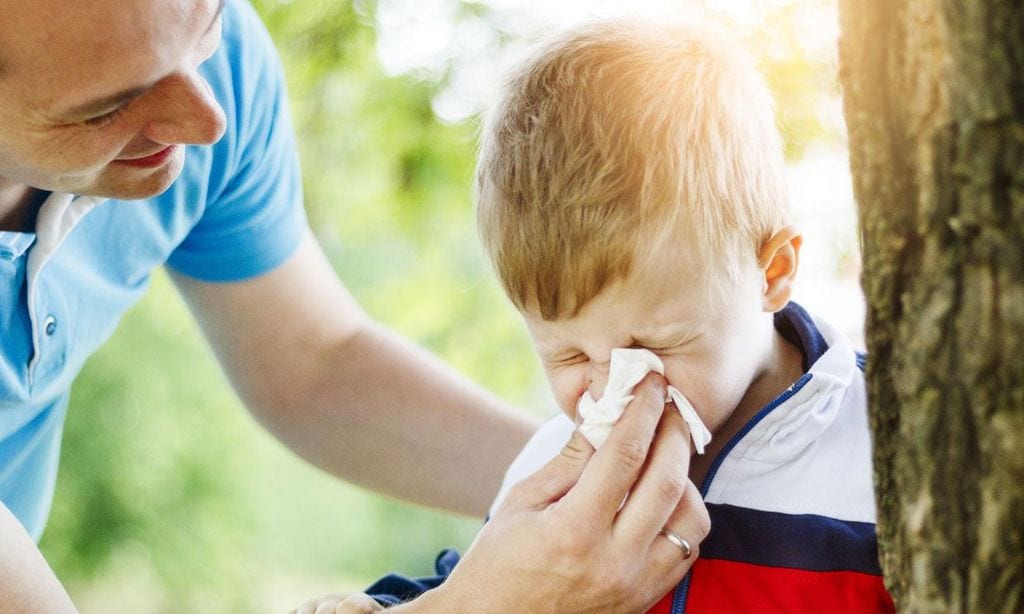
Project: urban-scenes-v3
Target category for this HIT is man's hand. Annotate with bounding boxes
[398,374,710,613]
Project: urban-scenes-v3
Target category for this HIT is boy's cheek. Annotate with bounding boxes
[549,376,587,423]
[557,391,583,424]
[552,390,585,423]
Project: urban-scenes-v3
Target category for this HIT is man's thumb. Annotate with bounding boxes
[504,429,594,510]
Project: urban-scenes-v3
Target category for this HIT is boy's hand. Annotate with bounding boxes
[413,373,710,613]
[290,592,383,614]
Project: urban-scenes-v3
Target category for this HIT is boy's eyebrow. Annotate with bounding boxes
[59,0,225,119]
[634,323,702,347]
[536,342,579,358]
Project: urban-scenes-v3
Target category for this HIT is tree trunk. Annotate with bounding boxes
[837,0,1024,611]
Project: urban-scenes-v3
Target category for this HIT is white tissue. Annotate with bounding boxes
[576,348,713,454]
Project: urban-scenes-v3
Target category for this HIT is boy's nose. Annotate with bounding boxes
[587,362,611,401]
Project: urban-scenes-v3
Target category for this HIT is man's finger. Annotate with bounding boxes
[614,406,692,546]
[563,373,667,526]
[503,429,595,511]
[643,479,710,580]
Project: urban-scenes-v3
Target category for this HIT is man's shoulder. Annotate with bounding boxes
[219,0,281,69]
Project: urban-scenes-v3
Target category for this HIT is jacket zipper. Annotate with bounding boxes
[669,373,814,614]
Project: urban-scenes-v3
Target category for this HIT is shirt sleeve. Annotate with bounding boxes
[364,549,462,606]
[166,0,307,282]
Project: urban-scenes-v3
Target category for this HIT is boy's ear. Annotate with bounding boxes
[757,226,802,313]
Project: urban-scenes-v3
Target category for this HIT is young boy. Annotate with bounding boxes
[331,18,894,613]
[472,19,893,612]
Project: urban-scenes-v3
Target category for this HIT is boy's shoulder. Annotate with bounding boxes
[489,413,576,518]
[707,304,874,520]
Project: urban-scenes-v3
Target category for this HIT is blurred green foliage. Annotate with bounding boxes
[36,1,843,612]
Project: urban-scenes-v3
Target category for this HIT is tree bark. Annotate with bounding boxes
[837,0,1024,611]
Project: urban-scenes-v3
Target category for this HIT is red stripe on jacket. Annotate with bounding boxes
[647,559,894,613]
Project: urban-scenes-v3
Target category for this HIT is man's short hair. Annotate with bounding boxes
[476,19,789,319]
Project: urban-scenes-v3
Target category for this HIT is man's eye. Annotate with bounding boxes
[84,106,126,127]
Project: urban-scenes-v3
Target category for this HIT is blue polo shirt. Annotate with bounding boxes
[0,0,306,540]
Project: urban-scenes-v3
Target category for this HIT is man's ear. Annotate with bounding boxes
[757,226,802,313]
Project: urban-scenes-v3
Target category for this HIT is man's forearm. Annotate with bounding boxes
[249,321,539,516]
[173,237,540,517]
[0,503,77,614]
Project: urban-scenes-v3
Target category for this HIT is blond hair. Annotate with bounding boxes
[476,19,789,320]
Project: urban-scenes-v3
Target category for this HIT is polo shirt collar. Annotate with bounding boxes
[26,193,105,283]
[0,232,36,261]
[0,192,107,264]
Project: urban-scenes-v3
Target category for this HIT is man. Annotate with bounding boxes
[0,0,706,610]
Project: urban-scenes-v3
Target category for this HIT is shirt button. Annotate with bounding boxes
[44,315,57,336]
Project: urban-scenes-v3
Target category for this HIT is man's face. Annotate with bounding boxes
[0,0,227,200]
[523,247,771,436]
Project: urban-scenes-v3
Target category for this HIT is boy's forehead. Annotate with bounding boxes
[524,269,710,347]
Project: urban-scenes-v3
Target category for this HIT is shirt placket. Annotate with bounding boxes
[25,193,101,390]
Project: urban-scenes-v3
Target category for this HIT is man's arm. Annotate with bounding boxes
[0,502,76,613]
[170,232,540,516]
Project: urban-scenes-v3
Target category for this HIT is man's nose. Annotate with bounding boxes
[143,70,227,146]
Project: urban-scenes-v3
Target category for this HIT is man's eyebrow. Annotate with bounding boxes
[62,86,152,119]
[59,0,225,119]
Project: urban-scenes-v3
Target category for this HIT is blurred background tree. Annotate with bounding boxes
[37,0,860,611]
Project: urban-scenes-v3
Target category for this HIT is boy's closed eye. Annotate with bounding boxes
[631,332,702,355]
[544,337,699,367]
[542,352,586,367]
